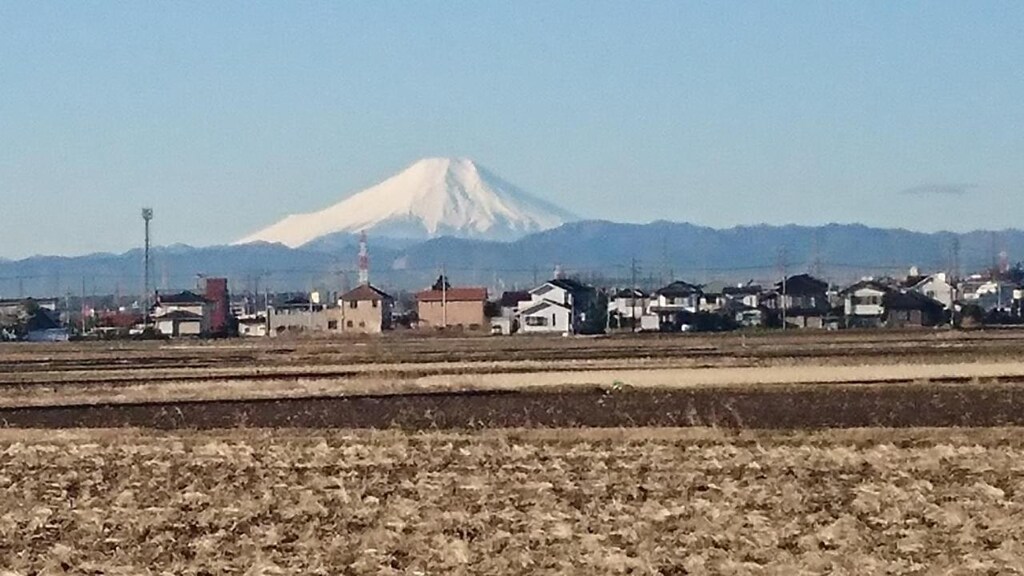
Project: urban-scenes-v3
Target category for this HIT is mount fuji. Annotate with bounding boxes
[237,157,577,247]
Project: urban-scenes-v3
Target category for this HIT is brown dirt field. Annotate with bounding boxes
[3,427,1024,574]
[2,382,1024,429]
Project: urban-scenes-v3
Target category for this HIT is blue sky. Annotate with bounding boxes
[1,1,1022,258]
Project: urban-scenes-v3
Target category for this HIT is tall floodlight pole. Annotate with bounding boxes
[142,208,153,325]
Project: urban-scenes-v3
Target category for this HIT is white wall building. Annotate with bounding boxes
[909,273,955,310]
[517,299,572,334]
[842,280,890,327]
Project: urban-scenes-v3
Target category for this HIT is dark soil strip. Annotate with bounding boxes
[0,385,1021,429]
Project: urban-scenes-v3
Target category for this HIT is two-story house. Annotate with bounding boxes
[842,280,892,328]
[767,274,831,329]
[649,280,702,331]
[607,288,651,331]
[906,272,955,310]
[339,284,393,334]
[416,286,488,331]
[152,290,211,337]
[517,278,599,335]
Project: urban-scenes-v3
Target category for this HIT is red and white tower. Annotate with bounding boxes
[358,230,370,285]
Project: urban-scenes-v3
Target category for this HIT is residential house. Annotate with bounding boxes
[650,281,702,331]
[722,284,764,309]
[417,286,488,330]
[24,308,69,342]
[960,278,1017,312]
[0,297,59,317]
[339,284,393,334]
[91,311,143,337]
[237,314,268,337]
[883,291,946,328]
[767,274,831,329]
[699,282,730,313]
[517,278,600,335]
[154,310,204,338]
[906,272,955,310]
[492,291,531,335]
[842,280,892,328]
[607,288,651,331]
[152,291,212,337]
[721,299,765,328]
[268,297,331,336]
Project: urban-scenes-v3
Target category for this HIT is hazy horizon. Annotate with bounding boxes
[2,2,1022,259]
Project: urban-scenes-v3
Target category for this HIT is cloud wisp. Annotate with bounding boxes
[899,183,978,196]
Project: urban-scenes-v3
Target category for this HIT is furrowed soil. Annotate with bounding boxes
[3,428,1024,574]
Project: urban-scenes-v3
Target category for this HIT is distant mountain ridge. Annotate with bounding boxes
[237,157,577,246]
[2,221,1021,297]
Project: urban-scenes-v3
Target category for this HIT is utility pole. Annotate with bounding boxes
[80,276,87,336]
[358,230,369,285]
[308,276,314,331]
[630,256,639,333]
[441,263,447,328]
[810,231,824,278]
[952,237,961,282]
[778,247,788,330]
[142,208,153,326]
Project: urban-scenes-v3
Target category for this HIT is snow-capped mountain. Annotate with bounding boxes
[237,157,577,247]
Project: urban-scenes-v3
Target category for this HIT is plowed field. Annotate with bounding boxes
[2,428,1023,574]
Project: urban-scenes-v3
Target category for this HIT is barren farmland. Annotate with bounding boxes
[3,331,1024,428]
[4,333,1024,573]
[4,428,1024,574]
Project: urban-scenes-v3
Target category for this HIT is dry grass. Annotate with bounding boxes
[3,428,1024,574]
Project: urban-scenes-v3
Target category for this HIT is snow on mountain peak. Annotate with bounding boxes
[236,157,577,247]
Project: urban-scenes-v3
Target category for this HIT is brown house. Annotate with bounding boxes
[338,284,393,334]
[416,287,488,330]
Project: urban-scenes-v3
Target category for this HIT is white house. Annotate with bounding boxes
[517,299,572,334]
[652,281,702,313]
[908,273,955,310]
[649,281,702,331]
[268,297,332,336]
[722,284,763,309]
[516,278,599,334]
[492,291,532,335]
[961,279,1016,312]
[152,291,211,337]
[842,280,891,328]
[607,288,655,330]
[154,310,204,338]
[237,314,268,337]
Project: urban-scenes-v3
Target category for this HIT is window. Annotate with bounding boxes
[346,320,353,328]
[327,320,338,330]
[525,316,548,327]
[552,313,557,326]
[359,321,366,328]
[372,300,378,308]
[349,301,358,309]
[852,295,880,306]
